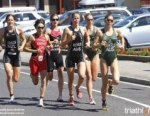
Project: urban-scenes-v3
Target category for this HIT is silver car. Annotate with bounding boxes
[114,14,150,48]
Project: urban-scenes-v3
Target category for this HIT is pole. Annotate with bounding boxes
[9,0,11,7]
[59,0,62,14]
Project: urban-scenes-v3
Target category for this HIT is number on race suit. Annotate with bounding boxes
[38,55,43,61]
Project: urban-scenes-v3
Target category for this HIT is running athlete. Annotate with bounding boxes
[0,14,26,103]
[24,19,51,107]
[93,13,124,110]
[84,13,103,105]
[45,13,64,102]
[61,12,90,106]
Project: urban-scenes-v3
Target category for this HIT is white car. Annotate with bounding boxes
[23,26,36,37]
[58,7,132,30]
[0,11,43,28]
[114,14,150,48]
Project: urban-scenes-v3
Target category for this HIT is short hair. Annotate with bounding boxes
[34,18,45,27]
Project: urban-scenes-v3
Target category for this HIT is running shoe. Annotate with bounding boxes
[57,96,64,102]
[89,98,96,105]
[8,95,14,103]
[38,99,44,107]
[102,101,109,111]
[69,96,75,106]
[75,86,82,99]
[108,85,114,94]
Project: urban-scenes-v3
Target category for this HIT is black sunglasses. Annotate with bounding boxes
[106,19,113,22]
[37,26,44,29]
[87,19,93,21]
[51,19,59,21]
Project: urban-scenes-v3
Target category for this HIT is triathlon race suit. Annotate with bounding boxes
[3,27,21,67]
[29,34,47,75]
[100,28,118,66]
[85,26,100,61]
[45,28,64,72]
[66,26,85,68]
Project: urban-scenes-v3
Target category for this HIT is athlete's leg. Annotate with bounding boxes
[29,59,39,85]
[4,63,13,96]
[91,54,99,81]
[110,58,120,85]
[57,66,64,98]
[12,67,20,82]
[76,61,86,99]
[100,58,109,101]
[85,55,93,99]
[40,70,47,98]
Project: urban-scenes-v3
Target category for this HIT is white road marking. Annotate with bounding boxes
[0,67,150,108]
[21,71,150,108]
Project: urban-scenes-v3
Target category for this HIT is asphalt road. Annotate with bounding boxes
[0,64,150,116]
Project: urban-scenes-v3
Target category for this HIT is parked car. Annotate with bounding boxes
[0,7,36,17]
[0,11,46,28]
[140,6,150,13]
[58,7,132,30]
[114,14,150,48]
[23,26,36,37]
[130,9,149,15]
[80,14,126,28]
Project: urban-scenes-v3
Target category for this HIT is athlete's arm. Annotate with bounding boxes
[24,35,39,53]
[92,28,104,49]
[82,27,90,48]
[0,28,4,52]
[92,27,103,50]
[45,34,52,48]
[17,27,27,52]
[61,28,72,46]
[116,29,125,50]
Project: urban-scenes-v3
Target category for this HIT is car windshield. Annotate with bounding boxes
[0,13,8,22]
[37,12,49,19]
[114,15,138,27]
[0,12,8,17]
[59,11,86,26]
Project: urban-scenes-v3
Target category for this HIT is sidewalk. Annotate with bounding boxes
[0,51,150,86]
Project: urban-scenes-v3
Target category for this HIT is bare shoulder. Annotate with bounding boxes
[63,27,70,34]
[44,34,49,40]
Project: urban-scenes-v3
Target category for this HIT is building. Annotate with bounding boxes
[0,0,150,14]
[0,0,80,14]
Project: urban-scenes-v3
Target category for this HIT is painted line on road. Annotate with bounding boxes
[20,71,150,108]
[0,67,150,108]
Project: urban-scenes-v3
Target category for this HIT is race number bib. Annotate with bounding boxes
[38,55,43,61]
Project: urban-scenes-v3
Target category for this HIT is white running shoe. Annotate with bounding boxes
[8,95,15,103]
[89,98,96,105]
[38,99,44,107]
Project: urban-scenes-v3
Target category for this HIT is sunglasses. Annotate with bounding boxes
[51,19,59,21]
[87,19,93,21]
[106,19,113,22]
[37,26,44,29]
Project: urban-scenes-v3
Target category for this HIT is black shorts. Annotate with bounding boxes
[46,51,64,72]
[3,52,21,67]
[65,56,85,68]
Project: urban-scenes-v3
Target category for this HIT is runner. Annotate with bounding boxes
[45,13,64,102]
[0,14,26,103]
[93,13,124,110]
[61,12,90,106]
[84,13,102,105]
[24,18,51,107]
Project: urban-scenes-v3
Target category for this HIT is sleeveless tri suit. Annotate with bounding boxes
[29,34,47,75]
[45,28,64,72]
[3,27,21,66]
[65,26,85,67]
[100,28,118,66]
